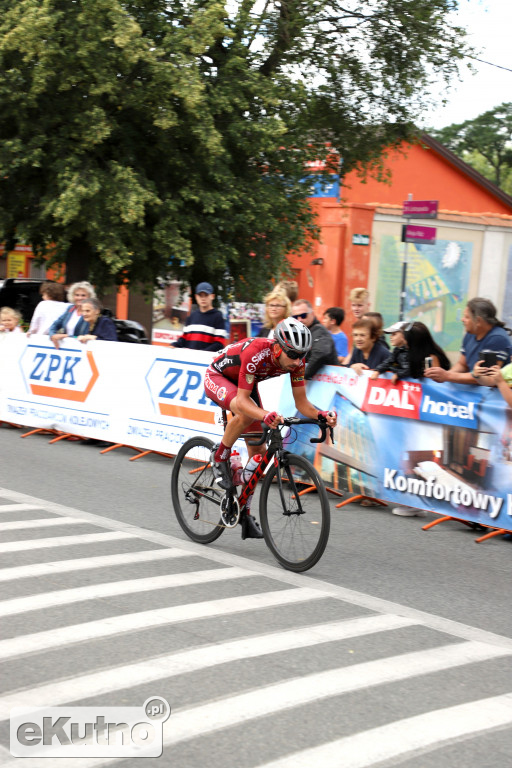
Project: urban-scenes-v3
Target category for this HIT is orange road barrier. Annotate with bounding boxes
[422,514,504,544]
[129,449,174,462]
[475,528,508,543]
[21,427,60,438]
[336,494,388,509]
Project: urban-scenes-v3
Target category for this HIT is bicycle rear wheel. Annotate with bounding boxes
[259,453,330,572]
[171,437,225,544]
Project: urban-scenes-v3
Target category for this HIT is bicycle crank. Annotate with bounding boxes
[220,493,240,528]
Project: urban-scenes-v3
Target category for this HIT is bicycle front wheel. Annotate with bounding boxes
[171,437,225,544]
[259,453,330,572]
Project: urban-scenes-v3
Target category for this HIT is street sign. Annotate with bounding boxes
[352,234,370,245]
[401,224,436,245]
[402,200,438,218]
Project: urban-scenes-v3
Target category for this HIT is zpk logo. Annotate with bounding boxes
[145,358,215,424]
[19,345,99,402]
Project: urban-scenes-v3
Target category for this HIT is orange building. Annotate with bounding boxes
[291,134,512,353]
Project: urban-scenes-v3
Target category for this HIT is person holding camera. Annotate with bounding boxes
[424,297,512,385]
[369,321,450,384]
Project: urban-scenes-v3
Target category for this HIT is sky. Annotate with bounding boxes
[419,0,512,129]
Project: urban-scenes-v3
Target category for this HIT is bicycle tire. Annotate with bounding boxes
[259,453,330,571]
[171,436,225,544]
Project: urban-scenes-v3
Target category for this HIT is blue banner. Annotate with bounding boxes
[278,367,512,531]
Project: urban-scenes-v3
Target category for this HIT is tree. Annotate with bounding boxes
[0,0,471,298]
[429,103,512,194]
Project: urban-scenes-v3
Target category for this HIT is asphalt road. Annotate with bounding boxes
[1,424,512,767]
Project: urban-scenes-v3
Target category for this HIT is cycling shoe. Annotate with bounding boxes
[241,514,264,540]
[210,454,235,491]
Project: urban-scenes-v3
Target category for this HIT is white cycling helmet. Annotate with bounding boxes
[274,317,312,356]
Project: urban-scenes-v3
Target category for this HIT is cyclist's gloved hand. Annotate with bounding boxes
[263,411,283,428]
[318,410,337,426]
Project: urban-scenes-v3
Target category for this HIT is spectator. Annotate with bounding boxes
[258,289,291,339]
[350,287,370,320]
[171,282,227,352]
[0,307,23,333]
[363,312,389,349]
[370,321,450,384]
[27,282,68,336]
[345,318,388,375]
[322,307,348,362]
[49,281,96,347]
[75,299,118,342]
[425,297,512,385]
[276,280,299,304]
[291,299,338,379]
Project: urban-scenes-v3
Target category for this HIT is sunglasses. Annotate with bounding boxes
[283,348,304,360]
[292,312,309,320]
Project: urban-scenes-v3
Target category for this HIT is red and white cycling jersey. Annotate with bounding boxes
[210,338,305,391]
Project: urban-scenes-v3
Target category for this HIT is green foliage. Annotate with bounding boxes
[0,0,471,298]
[429,103,512,194]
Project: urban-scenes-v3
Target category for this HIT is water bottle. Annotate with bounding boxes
[230,450,244,486]
[241,454,262,483]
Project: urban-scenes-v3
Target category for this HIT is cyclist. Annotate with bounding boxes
[204,317,337,538]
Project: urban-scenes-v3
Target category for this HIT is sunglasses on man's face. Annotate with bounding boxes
[283,349,304,360]
[292,312,309,320]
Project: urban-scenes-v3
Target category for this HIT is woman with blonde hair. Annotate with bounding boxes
[49,281,96,347]
[257,289,291,339]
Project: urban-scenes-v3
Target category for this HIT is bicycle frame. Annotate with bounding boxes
[213,411,333,523]
[236,432,281,513]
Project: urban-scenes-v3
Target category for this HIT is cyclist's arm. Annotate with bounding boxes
[235,387,271,422]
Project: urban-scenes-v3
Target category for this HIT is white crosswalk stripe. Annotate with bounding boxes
[0,531,135,553]
[0,566,255,617]
[0,516,83,531]
[0,615,418,718]
[1,490,512,768]
[0,504,41,514]
[0,548,190,582]
[257,693,512,768]
[160,641,511,747]
[0,588,325,660]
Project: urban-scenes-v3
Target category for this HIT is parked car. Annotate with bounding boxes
[0,278,48,324]
[0,278,149,343]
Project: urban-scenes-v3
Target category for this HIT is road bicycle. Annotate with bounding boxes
[171,414,332,572]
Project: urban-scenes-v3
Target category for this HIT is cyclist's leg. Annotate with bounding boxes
[237,386,265,538]
[203,369,256,489]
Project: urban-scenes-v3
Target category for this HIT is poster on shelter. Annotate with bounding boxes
[152,280,190,345]
[375,235,473,354]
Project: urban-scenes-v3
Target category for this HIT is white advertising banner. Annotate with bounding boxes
[0,335,282,458]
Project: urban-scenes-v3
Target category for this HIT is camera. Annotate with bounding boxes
[424,356,433,369]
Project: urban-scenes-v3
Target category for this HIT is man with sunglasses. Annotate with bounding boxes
[291,299,338,380]
[204,317,337,538]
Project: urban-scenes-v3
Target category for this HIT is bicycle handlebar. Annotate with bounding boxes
[246,416,333,446]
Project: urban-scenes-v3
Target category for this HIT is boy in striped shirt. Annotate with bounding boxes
[171,282,227,351]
